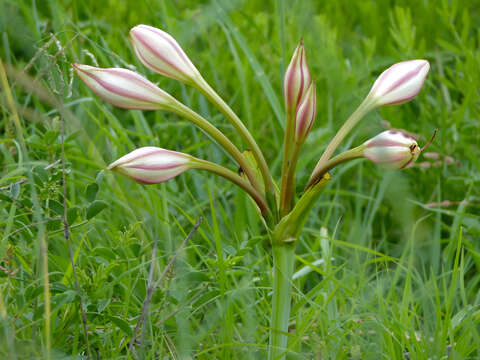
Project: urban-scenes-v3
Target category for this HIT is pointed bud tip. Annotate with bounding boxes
[72,63,84,72]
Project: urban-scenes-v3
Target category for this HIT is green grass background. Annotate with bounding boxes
[1,0,479,358]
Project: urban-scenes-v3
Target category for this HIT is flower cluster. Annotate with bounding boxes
[75,24,433,360]
[74,24,431,219]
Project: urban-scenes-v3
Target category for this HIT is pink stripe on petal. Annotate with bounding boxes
[109,148,189,169]
[369,60,429,106]
[133,45,163,73]
[124,163,185,171]
[77,76,152,109]
[157,29,193,67]
[295,83,315,140]
[296,50,305,105]
[284,55,298,105]
[137,25,188,60]
[109,148,164,168]
[133,34,184,76]
[371,62,398,93]
[383,64,423,95]
[307,86,316,134]
[109,146,192,184]
[295,109,306,135]
[83,70,157,103]
[75,65,169,109]
[365,139,407,147]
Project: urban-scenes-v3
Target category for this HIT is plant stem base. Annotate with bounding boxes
[268,243,295,360]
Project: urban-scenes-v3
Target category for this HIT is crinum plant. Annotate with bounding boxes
[75,24,432,359]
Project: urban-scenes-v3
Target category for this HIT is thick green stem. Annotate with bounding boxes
[268,174,330,359]
[269,242,295,360]
[169,100,262,193]
[193,77,275,196]
[192,158,270,219]
[308,100,373,186]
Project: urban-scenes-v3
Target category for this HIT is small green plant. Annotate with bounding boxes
[75,24,432,359]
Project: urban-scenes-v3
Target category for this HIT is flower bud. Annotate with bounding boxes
[130,24,200,83]
[294,82,316,142]
[362,130,421,169]
[366,60,430,107]
[73,64,175,110]
[284,40,311,114]
[107,147,193,184]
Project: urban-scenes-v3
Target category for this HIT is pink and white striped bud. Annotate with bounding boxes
[366,60,430,107]
[73,64,175,110]
[284,40,311,114]
[130,25,200,84]
[294,82,316,142]
[362,130,421,169]
[107,147,194,184]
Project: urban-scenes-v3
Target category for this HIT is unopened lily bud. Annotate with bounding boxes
[130,24,200,84]
[366,60,430,107]
[107,147,194,184]
[295,82,316,142]
[362,130,421,169]
[73,64,175,110]
[284,40,311,114]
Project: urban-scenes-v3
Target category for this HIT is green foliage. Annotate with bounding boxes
[0,0,479,358]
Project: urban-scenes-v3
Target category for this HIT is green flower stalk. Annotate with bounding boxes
[269,174,330,360]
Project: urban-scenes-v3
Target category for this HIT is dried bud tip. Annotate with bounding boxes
[420,129,437,152]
